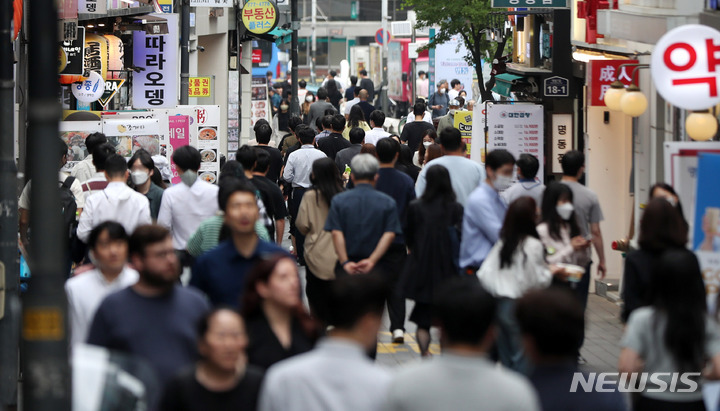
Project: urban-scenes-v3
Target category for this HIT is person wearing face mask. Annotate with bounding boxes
[413,129,437,168]
[400,102,435,154]
[274,98,291,134]
[459,149,515,275]
[427,80,449,118]
[129,149,165,221]
[436,97,464,135]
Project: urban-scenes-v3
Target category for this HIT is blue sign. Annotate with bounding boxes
[544,76,569,97]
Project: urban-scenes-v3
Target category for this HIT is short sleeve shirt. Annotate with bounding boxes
[562,180,604,237]
[19,172,86,210]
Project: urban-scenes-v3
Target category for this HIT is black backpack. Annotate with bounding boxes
[60,176,78,237]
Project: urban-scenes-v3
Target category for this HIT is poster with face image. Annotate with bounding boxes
[59,121,103,173]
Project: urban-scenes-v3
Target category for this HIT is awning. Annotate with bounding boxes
[492,73,523,97]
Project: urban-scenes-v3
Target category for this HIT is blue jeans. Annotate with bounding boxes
[495,298,528,375]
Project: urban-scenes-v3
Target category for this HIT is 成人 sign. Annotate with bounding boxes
[652,24,720,110]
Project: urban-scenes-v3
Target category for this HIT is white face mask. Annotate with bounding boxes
[131,170,149,185]
[556,203,575,221]
[448,109,457,116]
[280,104,289,111]
[493,175,513,191]
[305,96,314,103]
[423,141,433,148]
[438,88,446,94]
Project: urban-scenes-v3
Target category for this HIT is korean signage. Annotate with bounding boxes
[177,105,222,184]
[72,71,104,103]
[98,79,126,108]
[587,59,638,107]
[191,0,232,5]
[434,34,474,101]
[60,26,85,76]
[453,111,473,159]
[189,77,212,97]
[651,24,720,110]
[551,114,573,173]
[492,0,566,6]
[241,0,279,35]
[133,13,179,108]
[60,121,103,173]
[157,0,173,12]
[487,103,545,182]
[168,116,190,184]
[78,0,107,14]
[85,33,108,78]
[103,118,162,158]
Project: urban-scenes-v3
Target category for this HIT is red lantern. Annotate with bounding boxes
[13,0,22,40]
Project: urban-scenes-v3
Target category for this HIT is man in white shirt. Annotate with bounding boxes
[363,110,390,146]
[448,78,462,100]
[260,274,392,411]
[71,132,107,183]
[77,154,152,243]
[80,143,115,202]
[344,87,361,119]
[66,221,138,350]
[416,70,429,99]
[157,145,219,254]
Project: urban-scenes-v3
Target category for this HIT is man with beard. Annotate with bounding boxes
[87,225,210,393]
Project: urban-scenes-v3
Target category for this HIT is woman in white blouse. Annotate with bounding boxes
[477,196,566,374]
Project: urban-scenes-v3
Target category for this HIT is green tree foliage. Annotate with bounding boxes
[403,0,507,101]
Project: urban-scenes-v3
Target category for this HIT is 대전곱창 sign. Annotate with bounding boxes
[491,0,567,7]
[241,0,278,35]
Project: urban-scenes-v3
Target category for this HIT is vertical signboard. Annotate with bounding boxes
[693,154,720,309]
[551,114,573,173]
[168,116,190,184]
[587,59,638,106]
[434,33,474,101]
[453,110,473,159]
[133,13,179,109]
[487,103,545,182]
[192,106,222,184]
[251,78,270,127]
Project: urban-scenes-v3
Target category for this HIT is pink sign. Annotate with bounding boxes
[169,115,190,185]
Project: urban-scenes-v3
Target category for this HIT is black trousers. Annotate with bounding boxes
[377,244,408,332]
[288,186,307,261]
[305,267,333,325]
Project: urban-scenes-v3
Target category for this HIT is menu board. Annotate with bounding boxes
[486,103,545,183]
[59,121,103,173]
[251,78,270,128]
[102,118,162,158]
[176,105,222,184]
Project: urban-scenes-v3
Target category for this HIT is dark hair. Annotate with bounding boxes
[217,176,257,212]
[288,116,303,132]
[418,129,438,166]
[486,149,516,171]
[516,288,584,358]
[561,150,584,177]
[219,160,245,182]
[517,153,539,179]
[255,123,273,144]
[316,87,328,100]
[88,221,128,251]
[329,70,337,77]
[649,182,687,225]
[348,105,366,129]
[451,96,464,108]
[104,154,128,178]
[236,145,257,171]
[541,182,581,241]
[299,79,307,88]
[197,308,242,343]
[350,75,357,86]
[376,137,400,164]
[60,140,69,160]
[327,274,388,330]
[296,124,316,145]
[654,249,707,373]
[421,165,455,203]
[253,148,271,174]
[92,143,117,172]
[397,145,416,170]
[425,144,443,164]
[331,114,346,132]
[360,143,377,158]
[253,118,269,133]
[85,132,108,154]
[434,278,496,345]
[128,148,155,172]
[315,116,324,131]
[450,79,461,88]
[369,110,385,128]
[129,224,171,257]
[151,167,166,188]
[638,198,688,252]
[326,78,340,95]
[413,101,426,116]
[349,127,365,144]
[310,158,344,207]
[439,128,462,152]
[359,69,368,76]
[321,115,334,130]
[173,145,201,172]
[499,197,539,269]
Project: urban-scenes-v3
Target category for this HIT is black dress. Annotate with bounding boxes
[401,198,463,328]
[245,312,315,370]
[159,365,264,411]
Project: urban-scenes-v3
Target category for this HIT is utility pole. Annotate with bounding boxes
[24,0,71,407]
[381,0,389,116]
[180,0,190,105]
[0,0,19,406]
[310,0,316,83]
[290,0,299,116]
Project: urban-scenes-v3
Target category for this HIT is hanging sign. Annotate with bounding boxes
[189,77,212,97]
[241,0,278,35]
[133,13,179,108]
[98,79,126,107]
[587,59,638,107]
[78,0,107,14]
[60,26,85,76]
[72,71,104,103]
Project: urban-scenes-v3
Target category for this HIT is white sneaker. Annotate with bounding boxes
[392,329,404,344]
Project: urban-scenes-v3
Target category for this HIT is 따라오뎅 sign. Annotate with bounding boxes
[133,13,179,109]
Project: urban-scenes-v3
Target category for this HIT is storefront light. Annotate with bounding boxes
[686,111,718,141]
[620,84,648,117]
[603,80,625,111]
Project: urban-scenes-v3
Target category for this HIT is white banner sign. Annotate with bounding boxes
[132,13,179,109]
[434,34,474,101]
[551,114,573,174]
[487,103,545,182]
[190,0,232,6]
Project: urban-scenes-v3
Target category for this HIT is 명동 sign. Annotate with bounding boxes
[652,24,720,110]
[241,0,278,35]
[587,59,638,106]
[551,114,573,173]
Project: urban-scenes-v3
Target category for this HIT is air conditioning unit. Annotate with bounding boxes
[391,21,413,37]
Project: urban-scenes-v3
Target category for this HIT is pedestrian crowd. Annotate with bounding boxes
[20,72,720,411]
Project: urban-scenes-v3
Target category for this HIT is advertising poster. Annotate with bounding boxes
[692,154,720,311]
[59,121,103,173]
[434,33,474,101]
[251,78,269,128]
[102,118,161,158]
[486,103,544,182]
[168,115,190,184]
[177,105,222,184]
[452,110,473,159]
[133,13,179,108]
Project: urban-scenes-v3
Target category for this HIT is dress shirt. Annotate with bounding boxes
[70,155,96,183]
[324,184,402,259]
[477,237,552,299]
[259,338,391,411]
[363,127,391,146]
[448,88,460,100]
[460,182,507,268]
[283,145,327,188]
[344,97,360,115]
[415,156,486,206]
[314,129,331,143]
[77,182,152,243]
[65,266,138,349]
[157,179,219,250]
[317,132,352,160]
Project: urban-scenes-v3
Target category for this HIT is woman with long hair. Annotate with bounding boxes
[477,196,565,373]
[413,129,437,168]
[342,105,371,140]
[650,182,686,225]
[274,98,291,133]
[296,158,344,323]
[424,143,443,165]
[402,165,463,356]
[326,80,343,111]
[301,91,315,124]
[395,144,421,183]
[619,249,720,410]
[621,198,688,323]
[160,308,264,411]
[241,254,318,370]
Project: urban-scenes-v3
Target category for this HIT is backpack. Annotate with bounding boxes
[60,176,78,237]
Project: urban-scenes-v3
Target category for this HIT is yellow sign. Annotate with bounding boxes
[189,77,212,97]
[23,307,64,341]
[241,0,278,35]
[453,110,473,158]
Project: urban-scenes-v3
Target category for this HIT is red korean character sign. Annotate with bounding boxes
[652,24,720,110]
[588,59,638,106]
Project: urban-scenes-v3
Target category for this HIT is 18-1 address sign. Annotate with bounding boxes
[544,76,569,97]
[491,0,567,7]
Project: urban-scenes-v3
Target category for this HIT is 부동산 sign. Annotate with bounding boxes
[241,0,278,35]
[491,0,567,7]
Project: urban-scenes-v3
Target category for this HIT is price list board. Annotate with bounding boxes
[487,103,545,183]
